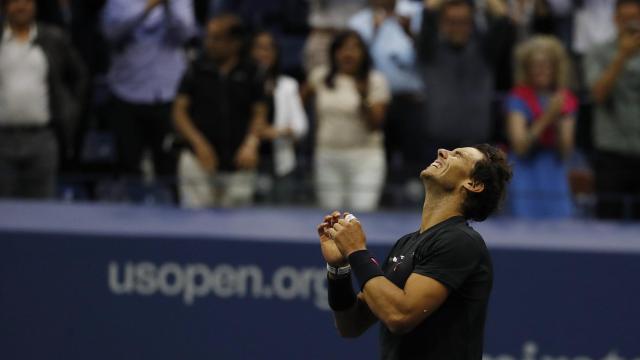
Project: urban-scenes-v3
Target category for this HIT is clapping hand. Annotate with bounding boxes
[325,213,367,258]
[318,211,347,267]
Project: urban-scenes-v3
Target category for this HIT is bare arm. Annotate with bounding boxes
[358,74,389,130]
[591,52,630,104]
[506,93,564,157]
[417,0,441,64]
[234,102,268,169]
[556,116,576,160]
[173,94,217,171]
[591,33,640,104]
[173,95,206,147]
[299,82,315,104]
[362,103,387,130]
[328,219,450,334]
[319,213,378,338]
[360,273,448,334]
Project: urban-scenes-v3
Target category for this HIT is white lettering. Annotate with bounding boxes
[183,263,210,304]
[107,261,329,310]
[157,262,184,296]
[135,262,157,295]
[482,342,638,360]
[272,266,299,300]
[107,261,133,294]
[211,265,236,298]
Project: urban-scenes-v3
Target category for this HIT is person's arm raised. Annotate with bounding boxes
[507,91,564,157]
[101,0,164,45]
[591,33,640,104]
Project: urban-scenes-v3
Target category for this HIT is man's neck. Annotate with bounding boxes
[420,185,464,233]
[8,22,33,42]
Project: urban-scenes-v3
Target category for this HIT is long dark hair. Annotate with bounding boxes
[325,30,373,90]
[251,30,282,83]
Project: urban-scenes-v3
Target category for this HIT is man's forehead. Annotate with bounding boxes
[459,147,485,162]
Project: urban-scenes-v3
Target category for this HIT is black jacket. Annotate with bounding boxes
[0,23,89,156]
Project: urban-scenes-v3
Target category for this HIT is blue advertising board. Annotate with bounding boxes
[1,202,639,359]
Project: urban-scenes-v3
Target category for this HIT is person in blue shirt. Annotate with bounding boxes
[101,0,195,191]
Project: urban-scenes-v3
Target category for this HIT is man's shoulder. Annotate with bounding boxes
[391,231,416,245]
[433,222,485,252]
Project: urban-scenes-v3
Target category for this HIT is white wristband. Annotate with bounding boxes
[326,263,351,276]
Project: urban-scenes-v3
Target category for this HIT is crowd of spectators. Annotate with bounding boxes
[0,0,638,219]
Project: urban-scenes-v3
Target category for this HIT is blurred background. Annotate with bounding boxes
[0,0,639,359]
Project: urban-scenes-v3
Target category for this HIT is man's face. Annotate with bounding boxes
[205,19,239,62]
[440,4,474,47]
[615,2,640,36]
[5,0,36,27]
[421,147,485,192]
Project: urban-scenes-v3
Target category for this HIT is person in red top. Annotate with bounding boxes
[505,35,578,218]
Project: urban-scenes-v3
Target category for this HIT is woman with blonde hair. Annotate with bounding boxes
[505,35,578,218]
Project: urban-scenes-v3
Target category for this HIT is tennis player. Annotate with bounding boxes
[318,144,512,359]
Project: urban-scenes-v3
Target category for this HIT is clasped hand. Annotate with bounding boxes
[317,211,367,265]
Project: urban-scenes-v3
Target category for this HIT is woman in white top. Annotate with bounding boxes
[251,31,309,202]
[305,30,390,211]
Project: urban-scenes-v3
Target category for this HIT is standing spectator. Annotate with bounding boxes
[418,0,514,158]
[585,0,640,219]
[506,36,578,218]
[419,0,513,152]
[251,30,309,203]
[306,31,390,211]
[349,0,427,186]
[173,15,267,208]
[101,0,195,188]
[0,0,87,198]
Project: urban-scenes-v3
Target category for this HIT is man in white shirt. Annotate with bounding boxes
[0,0,87,199]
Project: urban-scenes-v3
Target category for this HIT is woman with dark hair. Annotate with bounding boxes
[305,30,390,211]
[251,30,308,203]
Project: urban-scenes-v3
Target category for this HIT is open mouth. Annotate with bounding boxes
[430,160,443,169]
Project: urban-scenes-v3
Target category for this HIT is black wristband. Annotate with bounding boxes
[348,249,384,290]
[327,274,357,311]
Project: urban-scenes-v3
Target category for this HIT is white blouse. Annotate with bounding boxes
[309,66,390,150]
